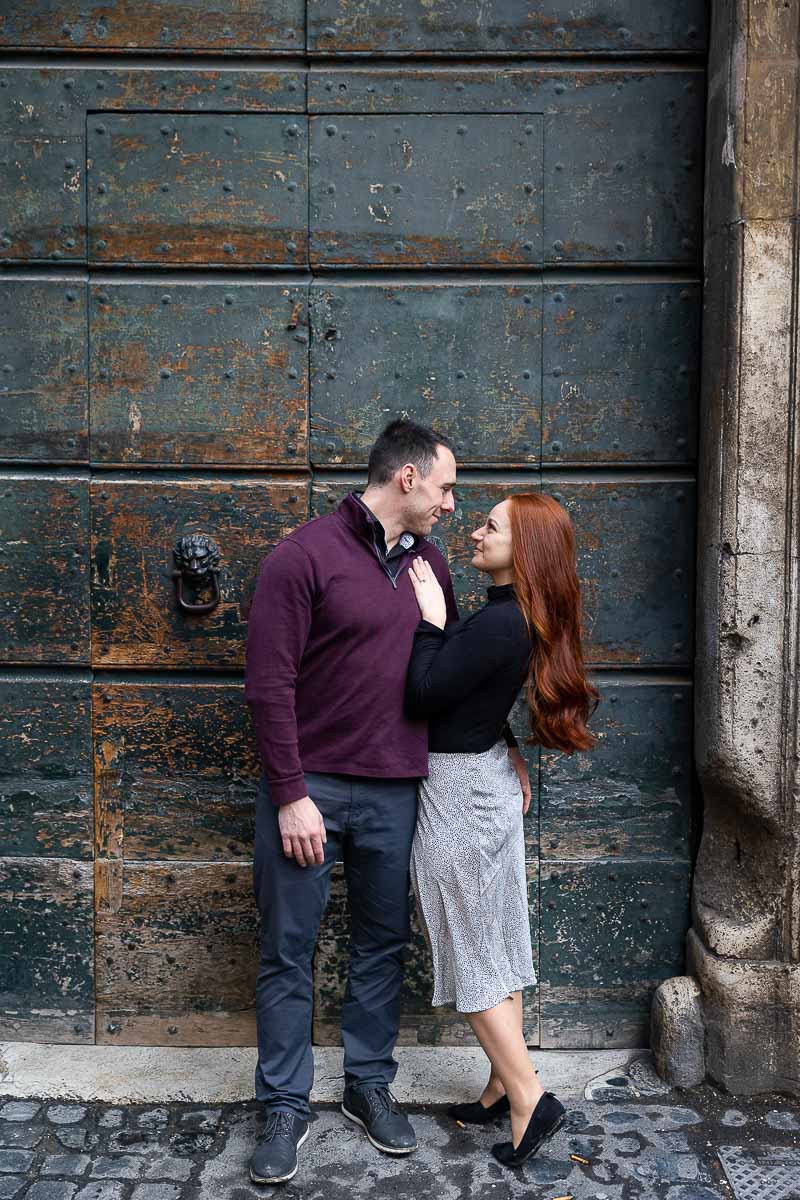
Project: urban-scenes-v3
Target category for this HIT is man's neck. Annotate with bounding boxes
[358,488,405,550]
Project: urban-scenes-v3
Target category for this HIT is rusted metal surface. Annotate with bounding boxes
[544,83,703,264]
[90,479,308,668]
[89,281,309,466]
[539,859,690,1047]
[307,1,707,55]
[313,863,540,1046]
[310,115,543,267]
[0,133,85,264]
[88,69,306,113]
[88,114,308,266]
[541,680,693,861]
[309,277,700,466]
[0,475,90,664]
[556,480,695,667]
[0,856,94,1042]
[93,680,258,862]
[94,861,257,1046]
[0,278,88,462]
[543,280,701,464]
[0,70,85,265]
[309,65,706,115]
[0,66,305,266]
[0,674,93,859]
[0,17,703,1052]
[0,1,305,51]
[0,66,304,125]
[310,280,541,465]
[310,67,703,266]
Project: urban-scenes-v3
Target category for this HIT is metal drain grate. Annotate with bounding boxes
[718,1145,800,1200]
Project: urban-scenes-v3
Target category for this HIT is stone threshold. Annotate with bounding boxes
[0,1042,645,1105]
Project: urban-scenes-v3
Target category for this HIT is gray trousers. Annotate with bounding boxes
[253,770,418,1119]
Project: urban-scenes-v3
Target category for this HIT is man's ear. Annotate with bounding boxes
[398,463,416,493]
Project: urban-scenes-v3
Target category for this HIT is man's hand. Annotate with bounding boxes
[508,746,531,815]
[278,795,327,867]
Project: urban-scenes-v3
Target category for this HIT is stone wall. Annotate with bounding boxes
[653,0,800,1096]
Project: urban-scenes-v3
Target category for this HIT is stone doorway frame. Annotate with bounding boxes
[654,0,800,1097]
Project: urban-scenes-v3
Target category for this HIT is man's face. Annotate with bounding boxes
[402,445,457,536]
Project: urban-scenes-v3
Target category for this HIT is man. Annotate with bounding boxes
[244,419,459,1185]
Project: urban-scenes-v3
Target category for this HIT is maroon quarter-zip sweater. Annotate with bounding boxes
[244,492,458,805]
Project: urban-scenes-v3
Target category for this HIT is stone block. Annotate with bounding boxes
[650,975,705,1089]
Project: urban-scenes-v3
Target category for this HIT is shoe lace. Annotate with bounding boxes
[365,1087,401,1117]
[264,1111,297,1142]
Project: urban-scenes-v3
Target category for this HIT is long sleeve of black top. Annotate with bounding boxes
[404,585,532,753]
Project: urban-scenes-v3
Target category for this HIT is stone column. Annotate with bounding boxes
[652,0,800,1095]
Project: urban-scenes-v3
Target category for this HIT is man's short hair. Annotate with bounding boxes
[367,419,454,486]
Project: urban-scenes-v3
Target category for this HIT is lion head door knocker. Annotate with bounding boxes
[172,534,222,614]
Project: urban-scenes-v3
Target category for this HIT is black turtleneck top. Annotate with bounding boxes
[404,584,533,753]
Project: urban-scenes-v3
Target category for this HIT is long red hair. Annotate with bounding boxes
[508,493,599,753]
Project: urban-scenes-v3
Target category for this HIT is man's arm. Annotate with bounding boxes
[244,540,326,866]
[245,539,313,806]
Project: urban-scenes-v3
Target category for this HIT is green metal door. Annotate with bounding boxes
[0,0,704,1049]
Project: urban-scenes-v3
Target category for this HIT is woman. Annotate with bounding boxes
[404,492,598,1169]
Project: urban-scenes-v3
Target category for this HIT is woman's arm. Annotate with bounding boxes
[404,616,514,717]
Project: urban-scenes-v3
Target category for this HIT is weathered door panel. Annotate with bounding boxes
[0,134,85,264]
[309,67,703,267]
[542,280,701,464]
[313,863,540,1045]
[95,861,257,1046]
[0,674,93,860]
[87,69,306,113]
[307,0,707,55]
[539,860,690,1047]
[89,280,309,467]
[310,115,544,267]
[87,114,308,266]
[309,278,702,468]
[544,75,704,265]
[94,679,257,862]
[539,678,692,1046]
[309,65,706,116]
[0,278,88,462]
[541,680,693,862]
[0,475,90,664]
[0,1,305,51]
[0,66,305,125]
[310,280,541,466]
[557,481,695,667]
[0,66,306,266]
[90,479,307,668]
[0,857,94,1042]
[0,11,702,1054]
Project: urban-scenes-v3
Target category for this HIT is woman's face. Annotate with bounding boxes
[471,500,513,574]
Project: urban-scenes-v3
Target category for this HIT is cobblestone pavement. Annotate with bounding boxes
[1,1071,799,1200]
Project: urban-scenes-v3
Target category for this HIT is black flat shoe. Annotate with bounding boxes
[490,1092,566,1168]
[448,1094,510,1125]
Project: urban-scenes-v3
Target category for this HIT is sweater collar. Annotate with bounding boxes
[338,492,418,553]
[487,583,516,602]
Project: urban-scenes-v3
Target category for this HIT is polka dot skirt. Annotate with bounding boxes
[411,739,537,1014]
